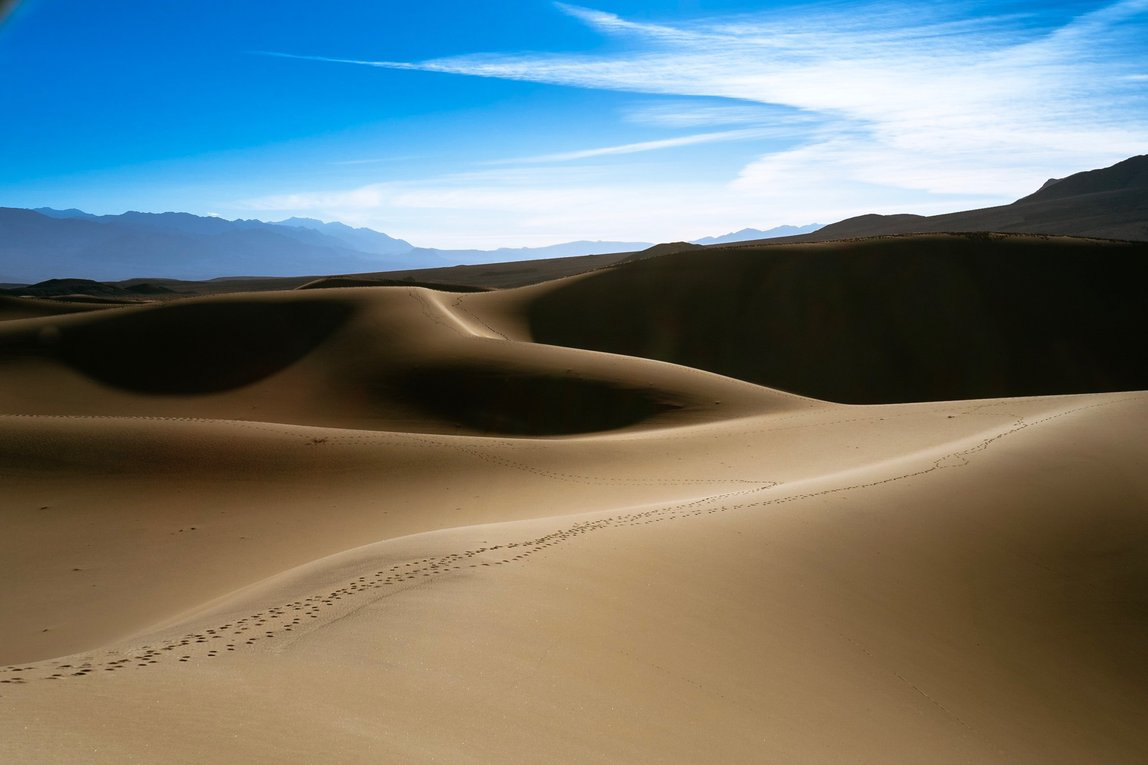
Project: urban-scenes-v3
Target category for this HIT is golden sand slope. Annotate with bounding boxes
[1,280,1146,764]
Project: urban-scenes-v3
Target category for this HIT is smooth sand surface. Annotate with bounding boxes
[2,268,1146,763]
[498,234,1148,402]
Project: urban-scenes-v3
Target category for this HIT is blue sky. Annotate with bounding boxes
[1,0,1145,247]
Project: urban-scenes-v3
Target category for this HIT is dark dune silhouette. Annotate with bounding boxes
[789,154,1148,243]
[525,233,1148,403]
[296,276,489,292]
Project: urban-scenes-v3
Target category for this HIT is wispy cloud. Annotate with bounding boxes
[552,2,700,43]
[252,1,1148,244]
[621,100,815,129]
[494,127,770,164]
[263,0,1148,198]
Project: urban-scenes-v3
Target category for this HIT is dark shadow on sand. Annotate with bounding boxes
[57,299,354,394]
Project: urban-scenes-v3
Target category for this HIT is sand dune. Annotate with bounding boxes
[0,288,776,433]
[489,233,1148,403]
[2,249,1147,763]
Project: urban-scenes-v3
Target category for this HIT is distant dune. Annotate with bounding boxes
[0,294,110,321]
[1,229,1147,763]
[294,275,489,292]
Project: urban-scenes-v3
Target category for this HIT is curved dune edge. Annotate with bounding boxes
[0,287,796,436]
[459,234,1148,403]
[2,392,1146,763]
[0,294,116,322]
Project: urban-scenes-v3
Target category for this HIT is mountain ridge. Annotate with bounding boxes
[692,223,823,245]
[785,154,1148,244]
[1,207,814,283]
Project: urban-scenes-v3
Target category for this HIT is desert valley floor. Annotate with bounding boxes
[2,235,1147,763]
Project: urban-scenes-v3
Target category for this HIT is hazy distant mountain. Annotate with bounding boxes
[32,207,100,221]
[691,224,823,245]
[273,219,652,265]
[413,240,654,265]
[0,209,410,283]
[0,208,659,283]
[273,217,415,257]
[796,155,1148,243]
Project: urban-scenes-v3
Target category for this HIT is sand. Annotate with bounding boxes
[2,244,1146,763]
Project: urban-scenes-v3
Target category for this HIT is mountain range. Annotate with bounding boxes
[780,154,1148,244]
[0,208,653,284]
[0,206,822,284]
[691,223,824,245]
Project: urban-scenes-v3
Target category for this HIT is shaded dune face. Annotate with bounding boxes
[296,277,488,293]
[527,235,1148,404]
[51,299,356,395]
[391,364,684,436]
[0,288,729,436]
[0,294,108,322]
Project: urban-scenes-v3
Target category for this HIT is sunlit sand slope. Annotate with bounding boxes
[1,277,1145,764]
